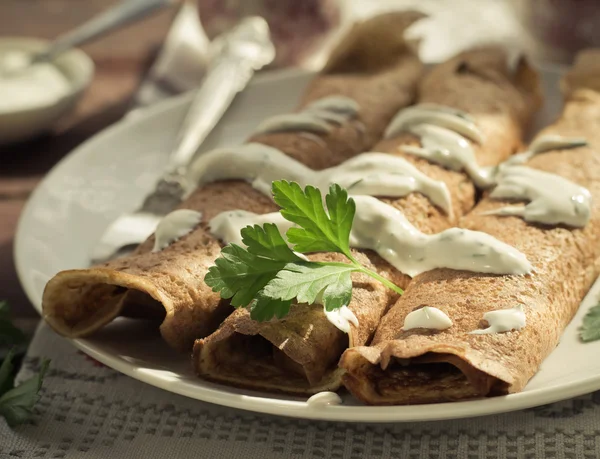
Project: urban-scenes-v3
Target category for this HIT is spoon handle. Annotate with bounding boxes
[34,0,175,63]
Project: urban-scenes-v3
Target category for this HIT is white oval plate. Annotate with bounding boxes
[15,67,600,422]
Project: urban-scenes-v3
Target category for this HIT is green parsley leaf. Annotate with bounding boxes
[250,297,292,322]
[261,262,354,312]
[241,223,300,262]
[205,181,403,323]
[580,303,600,342]
[0,301,26,347]
[273,181,355,256]
[0,348,16,396]
[205,224,302,307]
[0,357,49,427]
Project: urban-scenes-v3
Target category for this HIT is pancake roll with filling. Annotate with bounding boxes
[341,50,600,404]
[193,47,542,395]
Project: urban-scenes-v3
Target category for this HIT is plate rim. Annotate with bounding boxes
[67,333,600,423]
[14,66,600,423]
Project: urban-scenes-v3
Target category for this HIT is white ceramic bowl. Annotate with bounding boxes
[0,37,95,145]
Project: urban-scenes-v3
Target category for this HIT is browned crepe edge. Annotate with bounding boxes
[43,269,168,338]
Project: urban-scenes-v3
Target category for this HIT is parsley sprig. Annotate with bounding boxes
[580,302,600,342]
[0,301,49,427]
[0,349,49,427]
[205,181,403,321]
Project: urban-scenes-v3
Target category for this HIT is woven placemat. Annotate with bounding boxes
[2,324,599,459]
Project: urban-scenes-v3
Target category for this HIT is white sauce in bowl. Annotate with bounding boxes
[0,50,71,114]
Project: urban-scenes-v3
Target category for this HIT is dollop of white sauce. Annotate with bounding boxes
[191,146,453,215]
[210,197,532,277]
[383,104,494,188]
[323,305,359,334]
[403,306,453,331]
[208,210,294,247]
[484,166,592,227]
[470,305,526,335]
[306,391,342,407]
[0,50,71,114]
[254,95,359,135]
[503,134,588,167]
[152,209,202,252]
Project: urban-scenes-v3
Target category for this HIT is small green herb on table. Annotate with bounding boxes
[0,301,49,427]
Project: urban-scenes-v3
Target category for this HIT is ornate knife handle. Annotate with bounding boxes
[158,17,276,197]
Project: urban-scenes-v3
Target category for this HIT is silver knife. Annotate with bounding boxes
[91,17,276,263]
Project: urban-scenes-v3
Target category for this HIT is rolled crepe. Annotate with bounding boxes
[42,12,426,352]
[193,47,542,395]
[340,50,600,405]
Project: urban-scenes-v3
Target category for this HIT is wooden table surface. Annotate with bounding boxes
[0,0,178,317]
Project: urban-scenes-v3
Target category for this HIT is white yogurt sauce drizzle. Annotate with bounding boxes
[384,104,494,188]
[208,210,293,247]
[484,166,592,227]
[191,143,310,196]
[153,209,203,252]
[403,306,452,331]
[385,104,483,143]
[349,196,531,276]
[191,145,453,214]
[323,305,359,334]
[503,134,588,167]
[470,305,526,335]
[306,391,342,407]
[210,196,532,277]
[254,95,360,136]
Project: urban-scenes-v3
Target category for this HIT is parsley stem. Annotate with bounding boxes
[359,267,405,295]
[344,253,404,295]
